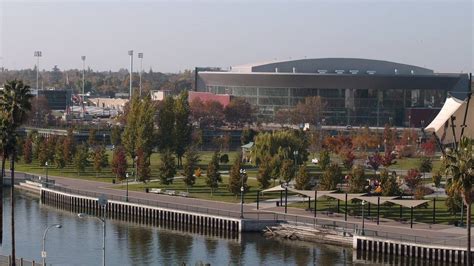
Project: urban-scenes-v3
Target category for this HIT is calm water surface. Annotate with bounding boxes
[0,190,352,265]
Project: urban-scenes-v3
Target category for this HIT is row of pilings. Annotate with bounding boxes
[355,235,471,264]
[40,188,241,238]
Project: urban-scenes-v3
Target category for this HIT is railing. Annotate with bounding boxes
[356,228,467,248]
[47,184,245,219]
[0,254,39,266]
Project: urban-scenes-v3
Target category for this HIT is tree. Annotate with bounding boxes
[206,151,221,195]
[341,148,355,170]
[228,154,248,196]
[257,156,272,189]
[404,168,422,190]
[0,79,33,263]
[445,178,462,215]
[174,91,192,166]
[74,145,89,174]
[63,127,76,164]
[241,128,257,145]
[295,164,311,190]
[379,169,400,196]
[22,136,32,164]
[88,128,97,147]
[54,139,66,169]
[269,155,282,186]
[421,136,436,156]
[367,152,382,173]
[93,145,108,176]
[182,148,200,191]
[319,163,342,190]
[111,146,127,181]
[280,159,295,183]
[157,96,175,151]
[418,157,433,178]
[158,150,176,185]
[291,96,326,126]
[432,170,442,188]
[110,125,122,146]
[445,137,474,264]
[349,165,366,193]
[381,150,396,168]
[224,97,254,126]
[135,95,155,157]
[122,95,141,161]
[136,148,151,183]
[318,150,330,171]
[252,130,308,166]
[219,154,229,164]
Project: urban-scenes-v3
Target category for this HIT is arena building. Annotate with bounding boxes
[195,58,470,127]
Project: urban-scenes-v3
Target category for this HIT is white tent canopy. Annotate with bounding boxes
[425,95,474,144]
[287,188,336,198]
[261,185,285,193]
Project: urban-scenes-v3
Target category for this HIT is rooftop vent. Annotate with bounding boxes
[335,70,345,74]
[367,70,376,75]
[349,70,359,74]
[317,70,327,74]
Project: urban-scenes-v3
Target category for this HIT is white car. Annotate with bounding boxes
[311,158,319,164]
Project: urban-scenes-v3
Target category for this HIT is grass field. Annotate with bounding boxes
[289,197,472,225]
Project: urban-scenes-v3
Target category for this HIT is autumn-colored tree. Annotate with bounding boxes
[404,169,422,190]
[22,136,32,164]
[382,124,396,151]
[54,140,66,169]
[295,164,311,190]
[341,148,355,170]
[381,150,396,167]
[88,128,97,147]
[93,145,108,176]
[418,157,433,178]
[111,146,127,181]
[224,97,254,126]
[421,136,437,156]
[367,152,382,173]
[379,169,400,196]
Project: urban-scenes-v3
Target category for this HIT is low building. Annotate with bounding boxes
[151,90,172,101]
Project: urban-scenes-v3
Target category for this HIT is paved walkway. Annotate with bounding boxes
[17,172,472,247]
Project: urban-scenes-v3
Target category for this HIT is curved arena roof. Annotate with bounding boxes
[231,58,434,75]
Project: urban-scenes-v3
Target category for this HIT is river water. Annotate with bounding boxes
[0,190,352,265]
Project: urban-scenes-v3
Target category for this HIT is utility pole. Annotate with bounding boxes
[81,56,86,118]
[138,53,143,97]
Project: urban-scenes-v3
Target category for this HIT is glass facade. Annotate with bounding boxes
[206,85,447,126]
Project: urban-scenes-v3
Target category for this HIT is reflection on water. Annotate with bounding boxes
[0,190,353,265]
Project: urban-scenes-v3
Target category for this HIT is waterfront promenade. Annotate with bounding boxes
[16,172,471,248]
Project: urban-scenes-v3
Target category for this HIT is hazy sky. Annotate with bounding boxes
[1,0,473,73]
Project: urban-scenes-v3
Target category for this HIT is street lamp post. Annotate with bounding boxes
[239,169,246,219]
[125,173,129,202]
[45,161,49,188]
[78,213,105,266]
[284,182,288,214]
[42,224,62,266]
[128,50,133,99]
[361,200,366,235]
[138,53,143,97]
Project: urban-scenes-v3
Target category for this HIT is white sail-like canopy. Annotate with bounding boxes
[425,95,474,144]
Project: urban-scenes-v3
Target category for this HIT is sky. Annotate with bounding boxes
[0,0,473,73]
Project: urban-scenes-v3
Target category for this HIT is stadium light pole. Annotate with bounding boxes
[128,50,133,99]
[81,56,86,118]
[138,53,143,97]
[34,51,42,90]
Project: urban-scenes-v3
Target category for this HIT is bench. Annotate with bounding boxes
[150,188,163,194]
[166,190,176,196]
[178,192,189,197]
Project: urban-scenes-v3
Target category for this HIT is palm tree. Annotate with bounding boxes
[0,79,33,265]
[0,113,15,243]
[445,137,474,265]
